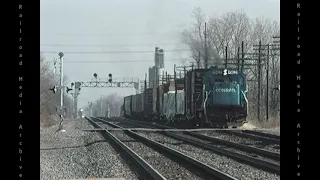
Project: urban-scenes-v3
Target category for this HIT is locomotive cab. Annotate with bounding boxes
[203,68,248,126]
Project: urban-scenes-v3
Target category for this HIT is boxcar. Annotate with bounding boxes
[157,85,164,119]
[162,90,185,121]
[124,95,132,117]
[131,94,137,117]
[136,93,144,117]
[144,88,154,119]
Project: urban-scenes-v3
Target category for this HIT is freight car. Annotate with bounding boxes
[122,67,248,128]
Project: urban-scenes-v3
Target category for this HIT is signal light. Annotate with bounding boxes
[66,87,73,93]
[93,73,98,78]
[49,86,58,94]
[71,82,74,87]
[108,73,112,82]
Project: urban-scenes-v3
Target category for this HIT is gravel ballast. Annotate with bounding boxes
[137,132,280,180]
[175,132,280,164]
[197,131,280,153]
[40,119,140,180]
[110,130,206,180]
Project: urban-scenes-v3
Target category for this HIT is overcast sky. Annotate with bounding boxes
[40,0,280,109]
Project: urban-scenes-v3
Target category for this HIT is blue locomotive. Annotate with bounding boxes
[122,67,248,128]
[186,67,248,127]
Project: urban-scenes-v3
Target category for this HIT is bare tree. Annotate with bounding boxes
[40,53,74,127]
[182,7,280,126]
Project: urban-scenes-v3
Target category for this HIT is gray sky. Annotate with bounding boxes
[40,0,279,109]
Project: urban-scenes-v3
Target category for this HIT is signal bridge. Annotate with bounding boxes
[79,77,140,93]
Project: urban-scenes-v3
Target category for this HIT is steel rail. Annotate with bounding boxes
[93,117,238,180]
[220,130,280,145]
[240,130,280,140]
[85,117,167,180]
[114,118,280,175]
[186,132,280,161]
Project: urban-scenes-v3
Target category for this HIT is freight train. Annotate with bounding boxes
[122,67,248,128]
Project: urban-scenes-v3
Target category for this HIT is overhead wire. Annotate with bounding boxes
[63,59,190,63]
[47,32,181,36]
[40,43,186,47]
[40,49,190,54]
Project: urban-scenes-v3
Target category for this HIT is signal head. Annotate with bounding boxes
[66,87,73,93]
[58,52,64,58]
[49,86,57,93]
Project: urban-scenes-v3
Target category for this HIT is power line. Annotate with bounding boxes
[63,59,187,63]
[46,32,181,36]
[40,43,185,47]
[40,49,190,54]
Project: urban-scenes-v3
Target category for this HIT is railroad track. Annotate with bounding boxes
[217,130,280,145]
[108,118,280,175]
[115,118,280,150]
[239,130,280,140]
[129,119,280,145]
[87,117,238,180]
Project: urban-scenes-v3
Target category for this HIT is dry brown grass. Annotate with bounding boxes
[247,116,280,129]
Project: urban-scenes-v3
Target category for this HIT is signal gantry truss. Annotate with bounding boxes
[79,81,139,88]
[76,78,140,93]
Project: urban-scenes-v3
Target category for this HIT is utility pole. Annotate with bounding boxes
[225,46,228,69]
[266,44,270,121]
[174,64,177,114]
[237,47,240,71]
[257,40,262,122]
[252,38,280,120]
[204,22,208,69]
[197,51,201,69]
[183,66,187,116]
[241,41,244,72]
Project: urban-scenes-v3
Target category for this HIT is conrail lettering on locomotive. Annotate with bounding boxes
[215,88,236,93]
[212,70,238,74]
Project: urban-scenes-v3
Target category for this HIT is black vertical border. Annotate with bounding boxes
[281,0,304,179]
[13,0,40,179]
